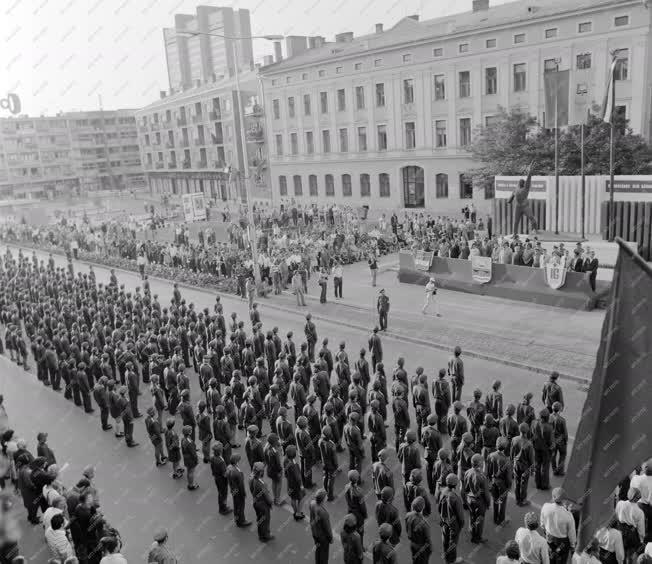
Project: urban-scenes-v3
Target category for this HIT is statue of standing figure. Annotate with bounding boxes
[507,160,538,236]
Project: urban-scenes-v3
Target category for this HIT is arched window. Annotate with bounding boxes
[360,174,370,197]
[342,174,352,197]
[436,173,449,198]
[278,175,287,196]
[309,174,318,196]
[379,173,390,198]
[325,174,335,196]
[293,175,303,196]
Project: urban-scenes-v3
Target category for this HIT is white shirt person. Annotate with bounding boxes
[422,277,440,316]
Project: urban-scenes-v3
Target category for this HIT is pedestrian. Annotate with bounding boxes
[344,412,364,475]
[318,426,338,501]
[531,409,553,490]
[341,513,364,564]
[542,371,564,412]
[284,445,305,520]
[344,470,368,548]
[145,407,167,467]
[405,496,432,564]
[292,270,306,306]
[486,436,513,526]
[398,429,421,486]
[438,473,465,564]
[422,277,440,316]
[147,529,178,564]
[367,400,386,463]
[310,489,333,564]
[36,432,56,467]
[368,327,383,371]
[462,453,491,544]
[377,290,390,331]
[369,254,378,287]
[304,313,318,362]
[210,442,232,515]
[421,415,443,495]
[118,386,138,447]
[448,346,464,402]
[432,369,451,434]
[318,268,328,304]
[249,461,274,542]
[448,402,468,473]
[181,425,199,490]
[540,487,576,564]
[225,453,251,528]
[196,400,212,463]
[550,402,568,477]
[263,433,283,505]
[93,377,113,432]
[515,512,550,564]
[375,486,401,546]
[510,422,535,506]
[372,523,397,564]
[333,260,343,299]
[616,487,645,562]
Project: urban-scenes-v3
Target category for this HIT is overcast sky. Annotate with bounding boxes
[1,0,511,116]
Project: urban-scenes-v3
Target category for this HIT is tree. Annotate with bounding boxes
[467,106,652,186]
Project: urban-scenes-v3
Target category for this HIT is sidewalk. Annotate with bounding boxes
[284,255,603,381]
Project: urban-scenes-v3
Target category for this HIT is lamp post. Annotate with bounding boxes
[178,30,283,284]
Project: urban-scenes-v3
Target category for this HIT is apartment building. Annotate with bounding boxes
[135,72,271,203]
[0,110,145,199]
[259,0,652,214]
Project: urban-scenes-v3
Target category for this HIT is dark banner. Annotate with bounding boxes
[544,70,570,128]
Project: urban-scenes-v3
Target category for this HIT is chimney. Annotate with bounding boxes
[309,36,325,49]
[263,55,274,66]
[159,91,167,99]
[286,36,308,58]
[375,23,383,33]
[408,14,419,21]
[273,41,283,62]
[335,31,354,43]
[472,0,489,12]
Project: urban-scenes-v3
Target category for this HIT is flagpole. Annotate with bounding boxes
[581,121,585,239]
[608,71,615,241]
[555,83,560,235]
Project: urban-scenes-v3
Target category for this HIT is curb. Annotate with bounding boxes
[8,244,591,386]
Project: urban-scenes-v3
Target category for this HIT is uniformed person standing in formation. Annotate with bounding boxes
[438,473,465,564]
[405,496,432,564]
[462,453,491,544]
[310,489,333,564]
[249,461,274,542]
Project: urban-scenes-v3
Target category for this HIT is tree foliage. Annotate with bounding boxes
[467,106,652,186]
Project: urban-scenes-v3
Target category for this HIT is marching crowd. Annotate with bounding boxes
[0,245,650,564]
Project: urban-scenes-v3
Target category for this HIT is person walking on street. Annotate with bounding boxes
[318,268,328,304]
[292,271,306,306]
[310,489,333,564]
[377,290,390,332]
[422,278,440,316]
[333,261,343,299]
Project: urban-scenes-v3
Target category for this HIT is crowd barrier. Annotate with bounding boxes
[398,252,599,311]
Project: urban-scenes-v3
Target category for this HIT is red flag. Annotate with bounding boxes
[562,238,652,549]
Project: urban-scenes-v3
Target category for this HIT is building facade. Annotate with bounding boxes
[135,72,271,204]
[260,0,652,215]
[0,110,145,199]
[164,6,253,92]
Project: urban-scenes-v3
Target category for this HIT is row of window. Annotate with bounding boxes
[143,123,233,147]
[271,16,630,85]
[278,173,391,198]
[271,51,628,120]
[273,118,473,156]
[145,146,230,167]
[140,98,233,127]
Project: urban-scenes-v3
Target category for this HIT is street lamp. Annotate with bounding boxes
[177,30,283,284]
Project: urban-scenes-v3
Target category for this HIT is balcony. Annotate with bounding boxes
[211,133,223,145]
[155,162,165,169]
[177,117,187,126]
[168,162,177,169]
[165,141,175,148]
[209,110,221,121]
[192,114,203,124]
[182,160,191,169]
[197,161,208,169]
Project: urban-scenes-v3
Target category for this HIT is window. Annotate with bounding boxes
[435,120,447,148]
[485,115,499,127]
[322,130,331,153]
[433,48,443,57]
[271,79,277,86]
[303,94,311,116]
[403,79,414,104]
[360,174,370,197]
[402,166,425,208]
[514,33,526,44]
[614,49,629,81]
[290,132,298,155]
[379,173,390,198]
[374,59,382,67]
[486,38,496,48]
[337,89,346,111]
[145,134,150,145]
[614,15,629,26]
[377,125,387,151]
[309,174,318,196]
[405,122,416,149]
[355,86,365,110]
[275,134,283,156]
[339,128,348,152]
[544,59,559,74]
[485,67,497,95]
[288,97,295,118]
[342,174,352,196]
[320,92,328,113]
[514,63,527,92]
[576,53,592,70]
[376,83,385,107]
[302,73,308,80]
[402,53,412,63]
[319,70,326,77]
[272,99,280,120]
[293,175,303,196]
[358,127,367,151]
[459,71,471,98]
[459,118,471,147]
[336,66,343,74]
[484,180,495,199]
[459,43,469,53]
[286,76,292,83]
[306,131,314,154]
[460,174,473,199]
[436,173,449,198]
[354,63,362,71]
[578,22,592,33]
[279,175,287,196]
[325,174,335,196]
[545,28,558,39]
[434,75,446,100]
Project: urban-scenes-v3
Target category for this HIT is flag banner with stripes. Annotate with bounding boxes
[601,58,617,123]
[544,70,570,129]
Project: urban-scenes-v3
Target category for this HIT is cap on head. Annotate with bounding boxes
[153,529,168,543]
[380,486,394,502]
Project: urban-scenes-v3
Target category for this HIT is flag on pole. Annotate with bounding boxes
[601,57,618,123]
[544,70,570,129]
[562,239,652,551]
[572,67,594,125]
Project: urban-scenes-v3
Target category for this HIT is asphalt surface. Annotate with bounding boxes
[0,246,590,563]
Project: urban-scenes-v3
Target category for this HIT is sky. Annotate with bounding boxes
[1,0,512,116]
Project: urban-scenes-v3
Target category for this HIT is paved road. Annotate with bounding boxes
[1,246,590,563]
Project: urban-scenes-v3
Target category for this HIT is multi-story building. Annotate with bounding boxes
[0,110,145,199]
[260,0,652,214]
[164,6,253,91]
[135,72,271,203]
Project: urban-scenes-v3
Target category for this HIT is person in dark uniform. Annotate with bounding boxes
[341,513,364,564]
[486,436,513,526]
[368,327,383,371]
[244,425,265,473]
[507,160,538,235]
[367,400,386,463]
[467,389,486,451]
[432,369,451,435]
[304,314,318,362]
[344,470,368,547]
[226,453,251,528]
[485,379,503,420]
[284,445,305,520]
[210,442,232,515]
[421,414,443,496]
[178,390,196,444]
[165,419,184,479]
[531,409,554,491]
[542,371,564,412]
[249,461,274,542]
[92,376,112,431]
[295,416,316,488]
[510,423,535,506]
[344,412,365,475]
[392,388,410,452]
[196,400,212,463]
[181,425,199,490]
[438,474,465,564]
[462,453,491,544]
[372,449,394,501]
[405,496,431,564]
[310,489,333,564]
[499,404,519,459]
[372,523,397,564]
[118,386,138,447]
[145,407,166,466]
[550,402,568,476]
[448,402,468,474]
[517,392,536,432]
[448,346,465,402]
[582,250,599,292]
[375,486,401,547]
[404,469,431,516]
[398,429,422,486]
[318,426,338,501]
[376,290,390,332]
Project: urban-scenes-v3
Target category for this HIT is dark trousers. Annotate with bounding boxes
[81,390,93,412]
[394,425,407,452]
[535,449,551,489]
[348,450,362,474]
[552,443,567,475]
[99,407,109,429]
[334,277,342,298]
[441,522,461,563]
[547,535,571,564]
[323,470,335,500]
[129,391,140,417]
[426,456,436,494]
[490,484,508,524]
[72,384,82,406]
[639,502,652,543]
[450,437,462,473]
[307,341,315,362]
[124,420,135,445]
[452,381,463,402]
[410,545,431,564]
[514,468,530,504]
[314,539,329,564]
[254,504,271,540]
[319,283,326,304]
[300,456,313,487]
[370,438,382,463]
[233,494,246,525]
[216,479,229,512]
[468,499,486,542]
[48,365,60,390]
[378,310,388,331]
